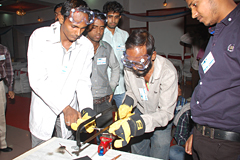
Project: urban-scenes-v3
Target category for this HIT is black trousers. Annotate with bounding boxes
[192,126,240,160]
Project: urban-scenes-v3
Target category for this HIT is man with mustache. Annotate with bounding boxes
[102,1,129,108]
[109,30,178,160]
[184,0,240,159]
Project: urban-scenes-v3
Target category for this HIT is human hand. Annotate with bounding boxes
[71,108,96,133]
[109,94,113,103]
[62,105,79,126]
[115,104,133,121]
[8,91,15,99]
[185,134,193,155]
[115,95,134,120]
[109,114,145,148]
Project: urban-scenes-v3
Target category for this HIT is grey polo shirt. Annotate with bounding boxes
[91,40,120,99]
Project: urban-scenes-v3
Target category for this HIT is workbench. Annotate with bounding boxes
[13,137,161,160]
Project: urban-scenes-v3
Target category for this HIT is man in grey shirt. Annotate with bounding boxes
[109,30,178,160]
[87,10,120,128]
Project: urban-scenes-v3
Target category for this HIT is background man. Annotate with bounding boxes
[87,10,120,129]
[54,2,63,22]
[0,44,15,152]
[109,30,178,160]
[28,0,94,148]
[102,1,129,108]
[184,0,240,159]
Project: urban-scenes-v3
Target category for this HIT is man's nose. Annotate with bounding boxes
[76,29,81,37]
[191,8,198,19]
[97,28,101,34]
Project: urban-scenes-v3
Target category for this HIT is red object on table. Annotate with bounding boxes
[98,136,113,156]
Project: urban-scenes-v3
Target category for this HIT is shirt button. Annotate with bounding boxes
[200,82,202,85]
[197,101,199,104]
[228,18,232,21]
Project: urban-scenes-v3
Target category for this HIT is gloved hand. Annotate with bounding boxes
[115,95,134,120]
[71,108,96,133]
[109,113,145,148]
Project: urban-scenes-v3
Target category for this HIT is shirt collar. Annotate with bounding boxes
[99,40,107,49]
[48,21,83,46]
[221,3,240,26]
[208,4,240,35]
[150,55,162,83]
[104,26,120,35]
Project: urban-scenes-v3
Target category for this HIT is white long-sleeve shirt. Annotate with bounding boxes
[27,22,94,140]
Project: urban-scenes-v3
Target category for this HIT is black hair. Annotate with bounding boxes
[61,0,89,19]
[92,9,107,26]
[54,3,63,12]
[102,1,123,15]
[126,30,155,56]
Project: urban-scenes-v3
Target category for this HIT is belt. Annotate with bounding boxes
[93,95,110,104]
[196,124,240,142]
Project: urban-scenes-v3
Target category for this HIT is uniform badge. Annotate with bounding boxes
[227,44,235,52]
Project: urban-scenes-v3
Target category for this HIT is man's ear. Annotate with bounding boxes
[59,14,64,25]
[119,15,122,19]
[151,51,157,61]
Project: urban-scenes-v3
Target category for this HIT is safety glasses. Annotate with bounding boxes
[69,7,94,25]
[121,51,151,70]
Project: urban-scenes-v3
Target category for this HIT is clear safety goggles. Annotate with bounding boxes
[121,51,151,70]
[69,7,94,25]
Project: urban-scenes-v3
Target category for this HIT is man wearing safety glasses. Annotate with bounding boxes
[27,0,95,147]
[109,30,178,160]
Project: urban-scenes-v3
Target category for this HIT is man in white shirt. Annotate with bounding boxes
[102,1,129,108]
[28,0,94,147]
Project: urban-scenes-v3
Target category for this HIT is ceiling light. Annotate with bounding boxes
[16,7,26,16]
[38,16,43,22]
[163,0,168,7]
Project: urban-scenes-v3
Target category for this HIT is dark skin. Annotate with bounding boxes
[125,45,156,82]
[184,0,237,155]
[106,11,121,35]
[87,18,113,102]
[58,12,88,126]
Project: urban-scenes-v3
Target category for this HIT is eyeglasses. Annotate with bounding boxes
[121,51,151,70]
[69,7,94,25]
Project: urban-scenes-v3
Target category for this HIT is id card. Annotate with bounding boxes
[201,51,215,74]
[97,58,106,65]
[139,88,148,101]
[0,55,6,61]
[116,45,125,51]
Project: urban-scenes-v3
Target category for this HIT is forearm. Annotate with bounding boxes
[109,49,120,91]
